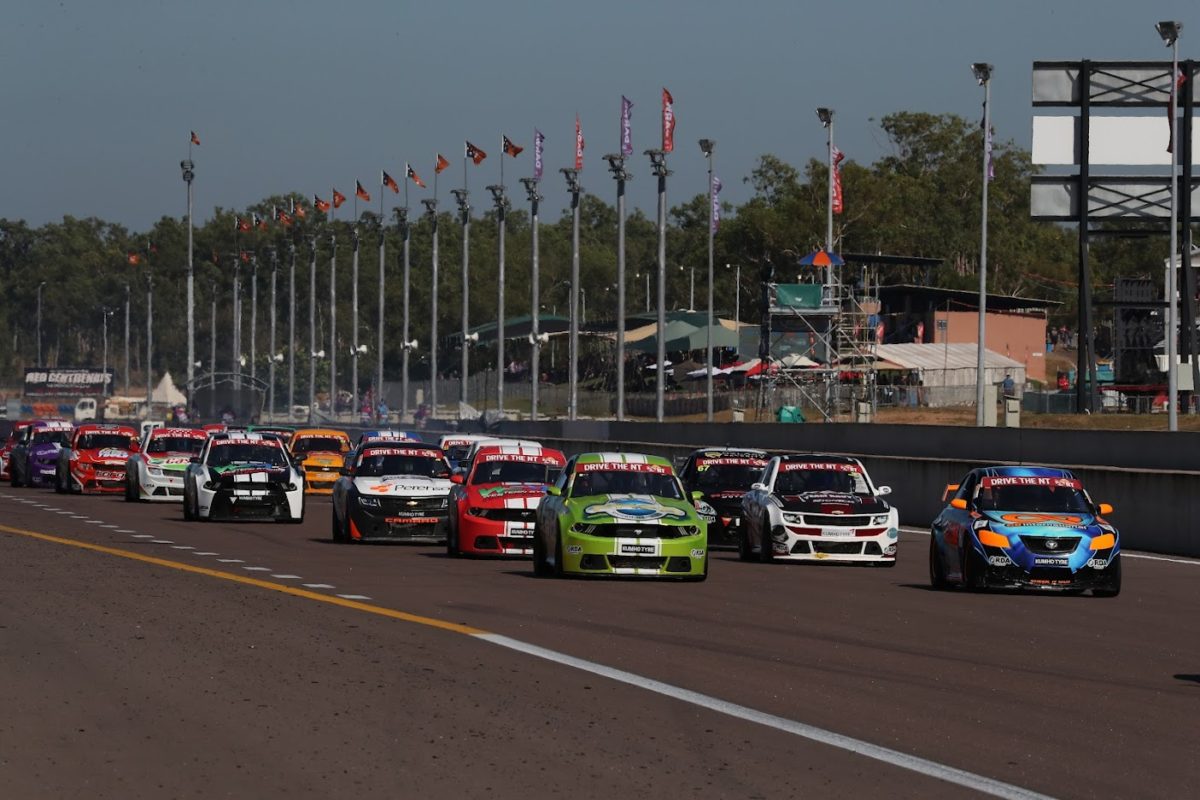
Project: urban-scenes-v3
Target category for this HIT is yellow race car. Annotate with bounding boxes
[288,428,351,495]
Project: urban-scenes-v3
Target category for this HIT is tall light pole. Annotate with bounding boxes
[700,138,716,421]
[181,159,195,409]
[816,107,836,292]
[209,281,217,419]
[520,178,543,420]
[101,307,113,395]
[561,168,582,421]
[288,239,296,421]
[421,198,440,419]
[604,155,632,421]
[452,187,471,411]
[1158,20,1182,430]
[728,264,741,330]
[124,283,130,393]
[397,208,411,421]
[350,226,361,418]
[329,231,338,420]
[232,254,242,411]
[268,248,278,418]
[971,63,993,426]
[249,253,258,384]
[307,236,317,425]
[488,183,509,415]
[36,281,46,366]
[646,149,670,421]
[145,274,153,408]
[376,217,386,419]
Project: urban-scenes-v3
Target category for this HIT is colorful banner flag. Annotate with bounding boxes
[435,154,450,174]
[662,88,675,153]
[292,198,306,219]
[356,181,371,202]
[314,195,331,213]
[407,163,426,188]
[332,189,346,209]
[190,130,200,146]
[127,252,142,265]
[236,216,252,233]
[621,96,634,157]
[533,129,545,180]
[1168,67,1187,154]
[574,115,584,170]
[832,147,846,214]
[984,128,994,182]
[277,208,293,227]
[253,212,269,231]
[466,141,487,165]
[240,251,251,264]
[503,135,523,157]
[710,176,723,233]
[382,170,400,193]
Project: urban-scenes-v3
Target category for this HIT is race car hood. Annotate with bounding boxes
[470,482,549,506]
[28,443,62,464]
[774,492,891,515]
[209,463,291,485]
[573,493,697,525]
[146,454,194,472]
[302,453,345,468]
[353,475,451,496]
[76,448,131,466]
[979,510,1101,537]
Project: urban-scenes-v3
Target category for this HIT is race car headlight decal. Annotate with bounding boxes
[678,525,700,536]
[203,480,218,490]
[871,514,890,526]
[977,529,1010,549]
[467,506,486,517]
[782,512,804,524]
[286,483,298,491]
[1089,533,1116,550]
[147,468,164,477]
[694,501,717,519]
[571,523,595,534]
[439,497,448,508]
[358,496,382,508]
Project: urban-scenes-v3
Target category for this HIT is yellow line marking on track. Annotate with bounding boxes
[0,523,485,636]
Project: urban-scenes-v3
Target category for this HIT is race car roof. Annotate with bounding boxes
[210,432,282,445]
[439,433,493,448]
[76,423,137,434]
[359,443,443,458]
[689,447,769,459]
[358,430,421,445]
[148,427,208,439]
[574,452,674,470]
[976,465,1076,481]
[474,444,565,464]
[32,419,73,431]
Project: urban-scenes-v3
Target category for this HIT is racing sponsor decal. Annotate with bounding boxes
[150,456,192,467]
[577,462,670,474]
[696,457,767,467]
[362,447,439,457]
[689,548,706,559]
[981,476,1080,489]
[778,462,859,472]
[477,484,547,498]
[583,496,689,521]
[480,453,559,464]
[997,513,1085,527]
[617,539,660,556]
[97,448,129,459]
[1033,556,1070,567]
[1086,557,1109,569]
[385,516,440,524]
[988,554,1012,566]
[566,544,583,555]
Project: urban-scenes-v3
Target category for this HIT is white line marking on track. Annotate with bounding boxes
[217,558,243,563]
[270,574,301,580]
[100,524,119,529]
[302,583,335,589]
[242,566,271,572]
[55,511,72,515]
[150,539,173,544]
[475,633,1053,800]
[170,546,194,550]
[900,526,1200,566]
[130,534,153,538]
[85,520,105,525]
[336,594,371,600]
[193,551,218,556]
[116,529,136,534]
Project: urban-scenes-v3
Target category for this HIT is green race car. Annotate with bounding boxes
[532,452,708,580]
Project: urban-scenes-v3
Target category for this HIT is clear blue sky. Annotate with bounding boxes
[1,0,1193,230]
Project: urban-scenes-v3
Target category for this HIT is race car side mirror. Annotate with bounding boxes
[188,456,200,464]
[876,485,892,496]
[751,482,767,492]
[547,486,561,496]
[950,498,968,510]
[1097,502,1113,515]
[340,466,353,476]
[449,473,463,483]
[691,490,704,502]
[942,483,960,502]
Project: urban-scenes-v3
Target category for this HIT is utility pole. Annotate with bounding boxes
[181,158,195,410]
[561,168,582,420]
[268,248,278,419]
[605,154,632,421]
[969,66,993,426]
[329,231,338,420]
[124,283,130,394]
[452,187,471,410]
[520,178,543,421]
[398,207,411,421]
[377,217,386,420]
[646,149,670,422]
[288,239,296,421]
[249,253,258,384]
[308,236,318,425]
[210,281,217,419]
[700,138,716,421]
[351,226,360,418]
[422,199,439,419]
[487,183,509,415]
[145,275,153,409]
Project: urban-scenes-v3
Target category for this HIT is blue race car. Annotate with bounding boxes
[930,466,1120,596]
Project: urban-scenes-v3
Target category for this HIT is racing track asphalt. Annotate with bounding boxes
[1,488,1197,799]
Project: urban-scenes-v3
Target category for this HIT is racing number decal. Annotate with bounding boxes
[998,513,1084,526]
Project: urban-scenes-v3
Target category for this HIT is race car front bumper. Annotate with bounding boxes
[29,460,57,487]
[303,465,342,494]
[72,465,127,494]
[138,468,187,501]
[772,523,899,563]
[349,496,449,543]
[459,509,538,555]
[976,545,1121,591]
[197,484,303,521]
[560,527,707,578]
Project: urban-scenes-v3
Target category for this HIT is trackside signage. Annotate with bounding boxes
[24,368,114,396]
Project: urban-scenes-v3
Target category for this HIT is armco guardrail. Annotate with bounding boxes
[494,420,1200,558]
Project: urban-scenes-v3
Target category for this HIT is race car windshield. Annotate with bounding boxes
[693,463,765,491]
[774,467,870,496]
[292,437,347,455]
[445,444,473,462]
[147,437,205,455]
[570,469,683,499]
[356,454,448,478]
[76,434,134,450]
[32,430,70,446]
[975,485,1093,514]
[471,460,557,485]
[207,444,287,467]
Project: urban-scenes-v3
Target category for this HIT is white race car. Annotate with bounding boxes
[740,454,898,565]
[182,432,305,522]
[125,427,209,502]
[331,442,452,543]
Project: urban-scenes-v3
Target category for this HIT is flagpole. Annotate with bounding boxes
[308,235,317,426]
[427,156,440,420]
[521,177,542,421]
[250,252,258,387]
[329,225,338,423]
[562,168,582,421]
[287,235,296,422]
[351,224,360,421]
[181,153,195,412]
[402,171,411,421]
[605,152,631,422]
[646,150,670,422]
[269,247,278,419]
[488,178,508,417]
[210,280,217,419]
[146,274,153,411]
[702,140,716,422]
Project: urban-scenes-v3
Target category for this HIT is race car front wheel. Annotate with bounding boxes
[758,517,776,564]
[1093,556,1122,598]
[929,536,948,589]
[183,491,194,521]
[961,545,988,591]
[737,524,753,562]
[532,529,552,577]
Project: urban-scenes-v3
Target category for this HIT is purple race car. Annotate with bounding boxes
[9,419,73,488]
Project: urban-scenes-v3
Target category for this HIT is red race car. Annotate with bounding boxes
[0,421,33,481]
[55,423,139,494]
[447,443,566,556]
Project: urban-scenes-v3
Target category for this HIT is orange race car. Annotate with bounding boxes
[288,428,351,494]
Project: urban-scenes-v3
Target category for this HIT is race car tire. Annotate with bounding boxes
[1093,556,1122,598]
[125,476,136,502]
[685,552,709,582]
[330,509,342,542]
[552,530,565,578]
[929,536,948,589]
[961,545,988,591]
[54,469,66,494]
[183,491,194,520]
[758,517,776,564]
[284,504,304,524]
[532,528,552,577]
[737,524,753,561]
[446,518,461,557]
